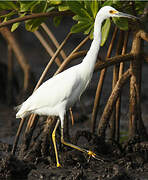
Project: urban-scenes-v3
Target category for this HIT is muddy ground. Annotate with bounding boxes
[0,128,148,180]
[0,17,148,179]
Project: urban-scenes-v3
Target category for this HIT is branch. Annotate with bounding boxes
[143,53,148,63]
[95,53,134,72]
[0,11,72,29]
[91,27,118,133]
[41,23,67,61]
[138,29,148,42]
[55,36,89,75]
[0,26,30,90]
[98,69,132,138]
[35,32,71,91]
[33,30,61,67]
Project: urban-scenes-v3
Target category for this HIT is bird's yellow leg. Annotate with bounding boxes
[52,119,61,167]
[61,127,96,158]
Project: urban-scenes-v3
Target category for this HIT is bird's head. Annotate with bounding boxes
[98,6,138,19]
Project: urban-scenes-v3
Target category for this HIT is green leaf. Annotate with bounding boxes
[84,1,93,17]
[135,1,147,15]
[71,22,91,34]
[84,24,94,35]
[46,7,55,12]
[19,1,37,12]
[31,1,47,13]
[112,17,128,31]
[0,10,16,18]
[11,13,25,32]
[25,18,46,32]
[90,0,99,18]
[53,16,62,27]
[73,15,91,23]
[11,22,20,32]
[80,8,93,21]
[72,15,79,21]
[66,1,85,17]
[101,18,111,46]
[89,28,94,40]
[58,2,69,11]
[49,0,61,5]
[102,0,114,7]
[0,1,18,10]
[3,17,8,23]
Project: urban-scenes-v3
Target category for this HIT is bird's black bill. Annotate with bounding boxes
[117,12,139,19]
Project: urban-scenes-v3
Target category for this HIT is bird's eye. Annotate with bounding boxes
[109,10,117,14]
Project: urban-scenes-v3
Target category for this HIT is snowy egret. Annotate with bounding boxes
[15,6,137,167]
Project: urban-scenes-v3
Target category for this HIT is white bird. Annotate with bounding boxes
[15,6,136,167]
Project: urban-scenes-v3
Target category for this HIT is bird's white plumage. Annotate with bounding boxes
[16,64,87,118]
[15,6,136,167]
[16,5,135,125]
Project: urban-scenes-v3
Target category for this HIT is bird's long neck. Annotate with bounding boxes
[81,13,105,76]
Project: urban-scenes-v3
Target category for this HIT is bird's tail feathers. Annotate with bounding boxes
[14,103,28,119]
[14,104,22,112]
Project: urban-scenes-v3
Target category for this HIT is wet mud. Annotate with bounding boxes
[0,130,148,180]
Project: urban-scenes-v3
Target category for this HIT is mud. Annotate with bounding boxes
[0,130,148,180]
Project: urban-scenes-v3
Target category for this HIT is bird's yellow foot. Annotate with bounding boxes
[57,162,62,167]
[87,150,96,158]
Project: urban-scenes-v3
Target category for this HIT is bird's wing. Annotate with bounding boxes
[21,65,82,112]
